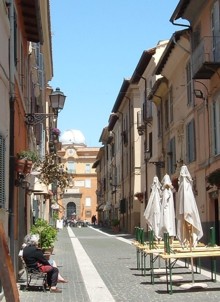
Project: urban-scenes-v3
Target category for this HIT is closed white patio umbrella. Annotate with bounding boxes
[144,176,162,240]
[176,165,203,247]
[176,165,205,288]
[159,174,176,239]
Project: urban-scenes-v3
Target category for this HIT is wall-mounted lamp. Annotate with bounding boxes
[149,161,165,168]
[194,89,205,99]
[137,110,145,136]
[25,87,66,125]
[14,173,30,189]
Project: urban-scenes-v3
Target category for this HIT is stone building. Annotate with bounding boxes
[58,129,99,223]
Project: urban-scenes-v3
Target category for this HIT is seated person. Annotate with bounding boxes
[19,234,67,284]
[22,234,62,293]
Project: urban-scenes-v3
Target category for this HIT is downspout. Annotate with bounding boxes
[124,96,132,232]
[116,111,124,230]
[128,97,132,233]
[8,0,16,265]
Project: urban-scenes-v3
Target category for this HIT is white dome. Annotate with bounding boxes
[59,129,86,146]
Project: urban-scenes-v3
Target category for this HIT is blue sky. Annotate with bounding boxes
[50,0,181,147]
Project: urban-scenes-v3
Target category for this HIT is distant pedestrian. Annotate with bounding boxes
[91,215,97,226]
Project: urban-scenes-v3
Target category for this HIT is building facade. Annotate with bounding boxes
[58,130,99,223]
[94,0,220,245]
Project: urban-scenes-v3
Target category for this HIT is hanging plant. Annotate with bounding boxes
[37,153,69,191]
[207,169,220,188]
[51,128,61,136]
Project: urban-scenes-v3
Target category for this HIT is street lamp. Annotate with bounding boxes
[25,87,66,125]
[49,87,66,115]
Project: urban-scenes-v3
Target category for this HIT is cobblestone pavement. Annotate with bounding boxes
[17,226,220,302]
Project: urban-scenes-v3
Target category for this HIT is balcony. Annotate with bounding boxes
[192,36,220,79]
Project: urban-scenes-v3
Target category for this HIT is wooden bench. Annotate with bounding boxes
[159,248,220,294]
[20,257,47,292]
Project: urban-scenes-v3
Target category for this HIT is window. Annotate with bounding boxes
[85,210,91,218]
[67,161,75,174]
[192,24,201,51]
[167,137,176,175]
[211,1,220,61]
[212,96,220,155]
[85,179,91,188]
[85,163,91,174]
[85,197,91,207]
[186,119,196,163]
[0,135,5,208]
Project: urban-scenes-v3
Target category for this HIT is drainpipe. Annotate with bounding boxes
[8,0,15,265]
[126,96,132,233]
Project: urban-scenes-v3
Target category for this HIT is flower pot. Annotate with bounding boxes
[15,159,26,173]
[112,225,120,233]
[53,134,58,140]
[24,160,33,174]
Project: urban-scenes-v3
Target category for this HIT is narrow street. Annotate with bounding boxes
[18,226,220,302]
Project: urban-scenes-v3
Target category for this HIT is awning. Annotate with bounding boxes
[103,204,112,211]
[96,203,104,211]
[51,203,59,210]
[33,178,49,195]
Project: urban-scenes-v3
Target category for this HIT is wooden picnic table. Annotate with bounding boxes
[159,248,220,294]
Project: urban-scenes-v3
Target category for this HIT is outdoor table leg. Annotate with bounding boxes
[210,257,217,282]
[141,250,144,273]
[165,258,173,294]
[150,254,154,284]
[165,259,169,293]
[137,248,140,270]
[168,258,173,294]
[143,252,147,276]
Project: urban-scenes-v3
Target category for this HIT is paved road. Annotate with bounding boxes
[18,226,220,302]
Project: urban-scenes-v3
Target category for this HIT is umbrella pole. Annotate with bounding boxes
[187,222,195,283]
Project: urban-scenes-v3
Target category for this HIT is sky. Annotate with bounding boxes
[49,0,182,147]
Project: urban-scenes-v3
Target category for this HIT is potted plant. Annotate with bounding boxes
[15,157,26,173]
[30,218,58,253]
[17,150,39,174]
[17,150,39,162]
[111,219,120,233]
